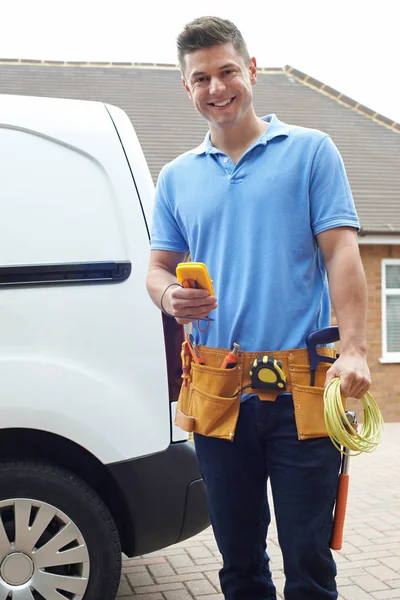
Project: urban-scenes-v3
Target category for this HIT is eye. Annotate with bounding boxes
[222,69,235,76]
[193,76,208,85]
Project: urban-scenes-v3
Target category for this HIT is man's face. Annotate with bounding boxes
[182,42,257,130]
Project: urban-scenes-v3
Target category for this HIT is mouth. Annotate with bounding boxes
[207,97,236,108]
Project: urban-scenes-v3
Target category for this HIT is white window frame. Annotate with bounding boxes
[380,258,400,363]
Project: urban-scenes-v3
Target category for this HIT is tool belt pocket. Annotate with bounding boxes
[290,362,346,440]
[175,363,240,440]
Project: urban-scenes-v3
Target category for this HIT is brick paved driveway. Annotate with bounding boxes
[118,422,400,600]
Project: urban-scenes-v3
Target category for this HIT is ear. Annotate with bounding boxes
[181,76,192,100]
[248,57,257,85]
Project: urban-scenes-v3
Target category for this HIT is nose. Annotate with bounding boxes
[209,75,226,96]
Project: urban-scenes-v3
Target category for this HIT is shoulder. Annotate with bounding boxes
[159,145,205,183]
[281,121,341,164]
[286,122,329,147]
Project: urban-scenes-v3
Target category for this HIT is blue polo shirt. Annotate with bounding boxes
[151,114,359,351]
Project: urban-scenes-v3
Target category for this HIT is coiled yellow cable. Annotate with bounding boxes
[324,377,384,455]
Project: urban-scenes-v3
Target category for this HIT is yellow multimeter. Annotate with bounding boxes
[176,262,214,295]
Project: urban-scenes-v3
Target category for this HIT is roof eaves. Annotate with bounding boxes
[359,227,400,236]
[0,58,181,70]
[0,59,286,73]
[284,65,400,134]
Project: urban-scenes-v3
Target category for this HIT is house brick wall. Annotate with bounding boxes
[359,245,400,422]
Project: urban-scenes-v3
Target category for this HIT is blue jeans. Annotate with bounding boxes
[194,394,341,600]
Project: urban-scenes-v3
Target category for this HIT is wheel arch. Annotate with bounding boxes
[0,427,135,555]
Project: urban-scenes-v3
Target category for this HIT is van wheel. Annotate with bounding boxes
[0,460,121,600]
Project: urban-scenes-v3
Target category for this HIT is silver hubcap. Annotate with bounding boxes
[1,553,34,584]
[0,498,90,599]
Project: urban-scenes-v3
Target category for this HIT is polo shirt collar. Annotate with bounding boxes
[190,114,290,155]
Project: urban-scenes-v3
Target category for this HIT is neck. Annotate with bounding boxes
[209,110,268,158]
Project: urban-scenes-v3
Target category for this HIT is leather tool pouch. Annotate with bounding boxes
[175,346,342,442]
[289,348,346,440]
[175,362,241,440]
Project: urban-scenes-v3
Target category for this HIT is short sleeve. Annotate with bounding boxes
[150,167,189,252]
[310,136,360,235]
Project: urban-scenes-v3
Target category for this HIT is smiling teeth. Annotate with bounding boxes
[213,98,233,107]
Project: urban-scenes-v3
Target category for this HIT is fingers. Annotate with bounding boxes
[338,372,355,397]
[324,361,371,399]
[176,317,201,325]
[173,297,217,320]
[166,286,217,322]
[339,372,371,399]
[324,365,337,388]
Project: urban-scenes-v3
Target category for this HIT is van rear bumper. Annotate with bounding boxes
[106,441,210,557]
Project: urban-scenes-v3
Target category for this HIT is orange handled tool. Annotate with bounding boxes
[181,340,191,387]
[330,471,350,550]
[186,333,205,365]
[221,343,240,369]
[330,412,357,551]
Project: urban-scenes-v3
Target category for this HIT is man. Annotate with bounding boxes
[146,15,371,600]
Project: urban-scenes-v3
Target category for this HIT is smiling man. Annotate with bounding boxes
[146,16,370,600]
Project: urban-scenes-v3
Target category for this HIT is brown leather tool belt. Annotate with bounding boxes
[175,345,341,441]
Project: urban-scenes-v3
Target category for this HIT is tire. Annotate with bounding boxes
[0,460,121,600]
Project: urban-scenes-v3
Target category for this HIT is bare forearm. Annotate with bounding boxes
[326,246,368,356]
[146,250,217,324]
[146,265,178,310]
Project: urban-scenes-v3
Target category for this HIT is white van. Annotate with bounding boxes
[0,94,209,600]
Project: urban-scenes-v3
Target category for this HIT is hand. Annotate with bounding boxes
[164,285,217,325]
[324,353,371,399]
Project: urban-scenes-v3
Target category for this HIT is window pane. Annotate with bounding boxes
[386,264,400,289]
[387,296,400,352]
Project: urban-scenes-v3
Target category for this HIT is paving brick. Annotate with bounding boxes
[133,582,185,594]
[176,563,221,575]
[186,578,217,595]
[204,540,219,552]
[339,559,381,571]
[126,570,153,587]
[341,550,393,562]
[346,534,377,547]
[189,596,223,600]
[367,566,400,581]
[124,556,166,567]
[336,576,355,587]
[204,570,221,591]
[168,553,196,569]
[351,574,389,592]
[187,546,214,559]
[116,576,133,597]
[357,527,387,540]
[132,595,163,600]
[142,547,186,556]
[194,557,221,566]
[156,573,207,585]
[148,562,175,578]
[340,542,365,555]
[122,565,147,574]
[380,558,400,571]
[387,581,400,589]
[340,584,372,599]
[163,591,193,600]
[273,578,285,594]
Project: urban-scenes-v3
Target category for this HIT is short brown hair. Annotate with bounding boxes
[177,16,250,74]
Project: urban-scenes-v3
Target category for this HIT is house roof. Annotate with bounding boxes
[1,60,399,235]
